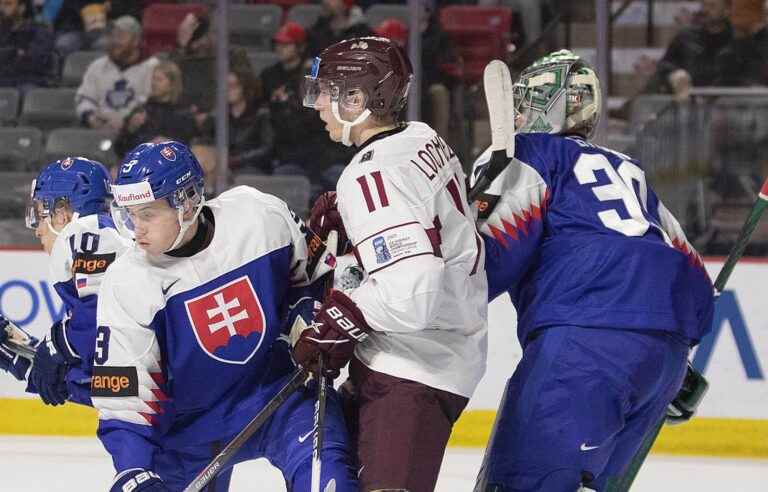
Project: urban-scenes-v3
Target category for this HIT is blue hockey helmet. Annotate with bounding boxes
[26,157,111,230]
[110,141,205,250]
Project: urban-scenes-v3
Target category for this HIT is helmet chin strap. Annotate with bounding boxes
[166,196,206,252]
[331,101,371,146]
[46,211,78,236]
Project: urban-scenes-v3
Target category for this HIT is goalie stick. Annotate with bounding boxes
[468,60,516,202]
[604,176,768,492]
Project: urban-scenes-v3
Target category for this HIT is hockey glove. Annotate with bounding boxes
[0,315,36,381]
[110,469,169,492]
[293,290,371,376]
[29,321,78,406]
[309,192,349,255]
[666,362,708,425]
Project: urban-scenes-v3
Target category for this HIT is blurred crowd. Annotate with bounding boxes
[2,0,768,254]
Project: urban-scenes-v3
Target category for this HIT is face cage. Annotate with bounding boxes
[110,182,204,240]
[513,72,596,134]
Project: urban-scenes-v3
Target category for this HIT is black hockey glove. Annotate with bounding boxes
[666,362,709,425]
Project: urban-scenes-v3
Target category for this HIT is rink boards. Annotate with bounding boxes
[0,250,766,458]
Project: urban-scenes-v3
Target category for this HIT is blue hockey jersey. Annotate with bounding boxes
[92,186,318,473]
[44,213,131,404]
[472,133,714,347]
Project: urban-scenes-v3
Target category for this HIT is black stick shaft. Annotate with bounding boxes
[182,369,308,492]
[311,356,328,492]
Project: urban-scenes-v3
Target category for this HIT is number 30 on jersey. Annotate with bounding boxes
[574,154,650,237]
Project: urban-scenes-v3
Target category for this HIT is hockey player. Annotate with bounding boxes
[94,141,357,491]
[294,37,488,491]
[471,50,715,491]
[0,157,130,407]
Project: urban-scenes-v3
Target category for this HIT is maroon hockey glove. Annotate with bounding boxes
[293,290,371,375]
[309,192,350,254]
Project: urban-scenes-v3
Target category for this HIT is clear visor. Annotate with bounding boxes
[26,194,70,230]
[110,199,137,240]
[109,183,203,242]
[303,77,334,109]
[302,77,366,111]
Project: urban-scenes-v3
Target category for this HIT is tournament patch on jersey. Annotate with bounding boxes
[91,366,139,397]
[184,276,267,365]
[72,252,116,275]
[356,221,435,274]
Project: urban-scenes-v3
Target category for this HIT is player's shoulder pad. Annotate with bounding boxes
[342,122,450,201]
[97,250,167,327]
[209,185,298,244]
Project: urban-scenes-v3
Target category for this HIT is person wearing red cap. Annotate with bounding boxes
[372,7,459,142]
[373,17,408,48]
[262,21,353,192]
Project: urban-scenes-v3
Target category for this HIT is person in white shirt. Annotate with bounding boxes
[294,36,488,492]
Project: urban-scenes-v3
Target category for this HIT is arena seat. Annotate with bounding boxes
[44,128,118,168]
[19,88,79,131]
[0,127,43,171]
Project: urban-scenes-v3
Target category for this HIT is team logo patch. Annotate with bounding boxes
[184,276,267,364]
[91,366,139,397]
[160,146,177,161]
[361,150,374,163]
[372,236,391,263]
[60,157,73,170]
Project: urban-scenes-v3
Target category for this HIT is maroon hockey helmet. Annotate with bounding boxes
[303,36,413,121]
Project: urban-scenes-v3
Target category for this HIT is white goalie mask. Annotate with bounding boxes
[513,50,602,138]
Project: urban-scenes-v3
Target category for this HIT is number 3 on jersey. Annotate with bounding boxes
[574,154,650,236]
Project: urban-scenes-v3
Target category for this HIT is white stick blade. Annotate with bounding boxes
[483,60,516,158]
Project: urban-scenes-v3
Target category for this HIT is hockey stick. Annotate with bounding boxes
[468,60,516,202]
[604,176,768,492]
[311,354,328,492]
[2,321,37,360]
[182,369,310,492]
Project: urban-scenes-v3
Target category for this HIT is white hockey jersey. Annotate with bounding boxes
[338,121,488,398]
[93,187,314,472]
[48,213,132,403]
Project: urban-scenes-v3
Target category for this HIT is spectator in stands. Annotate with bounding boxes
[307,0,373,57]
[172,12,216,118]
[0,0,55,89]
[374,5,458,138]
[374,18,408,47]
[76,15,158,133]
[647,0,733,100]
[113,60,199,158]
[714,0,768,85]
[201,62,274,173]
[263,21,352,194]
[42,0,108,58]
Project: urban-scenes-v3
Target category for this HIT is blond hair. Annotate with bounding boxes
[154,60,183,104]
